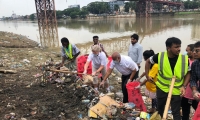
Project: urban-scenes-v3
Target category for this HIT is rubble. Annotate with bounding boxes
[0,31,186,119]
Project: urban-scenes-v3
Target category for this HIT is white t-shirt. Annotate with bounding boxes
[110,55,138,75]
[87,52,107,69]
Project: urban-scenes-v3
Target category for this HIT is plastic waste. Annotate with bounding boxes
[82,99,90,104]
[23,59,30,63]
[124,102,135,109]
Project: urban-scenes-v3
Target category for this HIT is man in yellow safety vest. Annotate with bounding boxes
[145,37,190,120]
[60,37,80,70]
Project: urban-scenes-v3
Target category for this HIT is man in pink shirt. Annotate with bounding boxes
[181,44,198,120]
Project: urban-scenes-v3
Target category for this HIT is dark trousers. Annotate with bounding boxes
[156,87,182,120]
[121,74,138,103]
[152,98,157,108]
[135,66,140,78]
[181,97,198,120]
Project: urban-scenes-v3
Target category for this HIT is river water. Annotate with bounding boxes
[1,15,200,72]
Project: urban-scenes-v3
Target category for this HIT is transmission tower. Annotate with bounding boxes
[35,0,59,47]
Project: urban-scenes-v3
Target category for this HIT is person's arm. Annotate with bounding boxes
[137,46,143,66]
[138,72,145,81]
[61,47,66,67]
[101,45,109,58]
[145,58,152,80]
[145,54,158,81]
[100,60,114,87]
[140,79,148,86]
[180,71,190,96]
[126,60,138,83]
[190,62,200,100]
[83,53,92,74]
[73,51,80,60]
[104,51,109,58]
[127,69,137,83]
[83,61,90,74]
[72,44,80,60]
[183,72,190,88]
[99,68,113,88]
[103,68,112,81]
[93,65,104,76]
[61,56,66,67]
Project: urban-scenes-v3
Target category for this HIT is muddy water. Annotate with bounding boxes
[0,14,200,73]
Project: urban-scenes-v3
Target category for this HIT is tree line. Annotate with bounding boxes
[27,1,199,20]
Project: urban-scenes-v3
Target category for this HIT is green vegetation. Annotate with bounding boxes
[30,14,35,21]
[175,11,200,15]
[87,2,110,14]
[26,1,200,20]
[114,5,120,11]
[56,7,88,19]
[184,1,200,9]
[124,2,136,12]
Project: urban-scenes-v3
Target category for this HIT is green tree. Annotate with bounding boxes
[79,10,88,18]
[124,2,136,12]
[30,14,35,20]
[114,5,119,11]
[81,6,88,12]
[70,12,78,19]
[87,2,110,14]
[63,8,80,16]
[56,10,64,19]
[184,1,200,9]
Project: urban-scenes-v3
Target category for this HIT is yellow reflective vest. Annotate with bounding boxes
[156,52,188,95]
[65,44,73,59]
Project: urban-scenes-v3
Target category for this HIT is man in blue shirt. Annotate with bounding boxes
[128,34,143,78]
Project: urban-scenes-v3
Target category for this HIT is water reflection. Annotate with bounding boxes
[73,16,200,54]
[76,36,131,55]
[0,15,199,48]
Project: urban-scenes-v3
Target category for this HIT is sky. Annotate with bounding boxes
[0,0,111,17]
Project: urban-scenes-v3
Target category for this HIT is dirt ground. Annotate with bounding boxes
[0,47,123,120]
[0,31,38,48]
[0,31,124,120]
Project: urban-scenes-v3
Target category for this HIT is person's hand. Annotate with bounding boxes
[193,90,200,100]
[99,81,105,88]
[136,77,141,81]
[83,70,87,75]
[146,76,154,83]
[92,71,97,76]
[127,79,132,83]
[180,86,186,97]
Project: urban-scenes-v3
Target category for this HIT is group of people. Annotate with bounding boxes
[60,34,200,120]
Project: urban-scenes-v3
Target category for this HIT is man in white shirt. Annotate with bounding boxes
[83,45,110,92]
[100,52,138,103]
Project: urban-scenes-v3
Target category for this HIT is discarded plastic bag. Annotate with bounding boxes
[124,102,135,109]
[126,81,147,112]
[150,111,161,120]
[145,88,156,99]
[193,102,200,120]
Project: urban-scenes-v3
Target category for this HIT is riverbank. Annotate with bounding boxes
[175,11,200,15]
[0,31,39,48]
